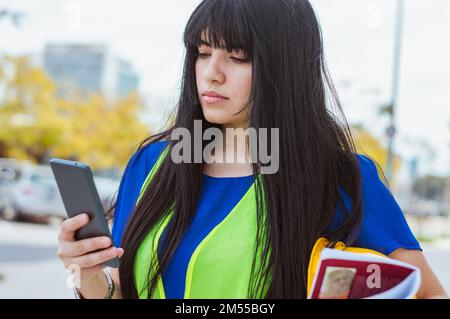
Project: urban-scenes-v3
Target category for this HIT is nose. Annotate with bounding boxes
[202,53,225,84]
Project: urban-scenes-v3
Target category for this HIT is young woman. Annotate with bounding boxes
[56,0,448,299]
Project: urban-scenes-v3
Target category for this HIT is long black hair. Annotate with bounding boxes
[113,0,365,298]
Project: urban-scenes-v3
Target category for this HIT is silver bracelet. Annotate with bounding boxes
[73,268,115,299]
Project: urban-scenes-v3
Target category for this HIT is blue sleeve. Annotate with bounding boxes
[111,140,169,247]
[353,155,422,255]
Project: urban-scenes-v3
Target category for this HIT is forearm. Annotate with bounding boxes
[417,282,448,299]
[389,248,448,300]
[425,294,449,299]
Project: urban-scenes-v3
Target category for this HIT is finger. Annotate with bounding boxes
[58,213,90,242]
[68,247,121,269]
[59,236,112,258]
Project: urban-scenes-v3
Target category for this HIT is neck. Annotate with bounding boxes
[219,123,251,164]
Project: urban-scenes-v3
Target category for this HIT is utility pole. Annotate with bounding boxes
[386,0,405,183]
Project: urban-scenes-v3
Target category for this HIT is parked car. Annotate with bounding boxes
[0,158,30,220]
[1,159,120,224]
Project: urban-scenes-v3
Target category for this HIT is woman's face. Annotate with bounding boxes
[195,35,252,128]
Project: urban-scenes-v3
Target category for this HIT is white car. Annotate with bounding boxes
[1,161,120,223]
[0,158,30,219]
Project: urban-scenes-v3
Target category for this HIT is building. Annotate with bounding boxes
[43,43,139,100]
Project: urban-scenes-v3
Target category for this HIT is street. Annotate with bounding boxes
[0,220,73,298]
[0,220,449,299]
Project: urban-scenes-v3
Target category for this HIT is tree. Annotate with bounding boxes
[351,124,402,185]
[0,55,150,170]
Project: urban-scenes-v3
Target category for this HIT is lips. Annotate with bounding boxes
[202,91,228,99]
[203,96,228,104]
[201,90,229,104]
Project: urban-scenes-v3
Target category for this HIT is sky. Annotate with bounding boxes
[0,0,449,177]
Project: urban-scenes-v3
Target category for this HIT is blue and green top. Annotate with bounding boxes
[112,140,422,298]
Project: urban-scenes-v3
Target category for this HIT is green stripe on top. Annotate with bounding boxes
[133,144,271,298]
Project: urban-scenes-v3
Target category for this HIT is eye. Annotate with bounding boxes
[230,51,251,64]
[197,52,210,58]
[230,57,247,64]
[196,51,250,64]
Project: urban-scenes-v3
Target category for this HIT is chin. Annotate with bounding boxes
[201,109,229,125]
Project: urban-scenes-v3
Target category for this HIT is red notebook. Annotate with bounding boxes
[308,248,421,299]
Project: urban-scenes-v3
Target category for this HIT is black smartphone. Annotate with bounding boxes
[49,158,120,268]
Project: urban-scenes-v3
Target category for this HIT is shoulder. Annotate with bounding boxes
[355,154,380,179]
[351,153,392,204]
[334,154,384,214]
[119,138,170,198]
[350,154,422,255]
[111,139,169,247]
[125,139,170,175]
[353,154,395,201]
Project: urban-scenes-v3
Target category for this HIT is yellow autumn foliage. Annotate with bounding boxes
[0,56,150,170]
[352,125,401,185]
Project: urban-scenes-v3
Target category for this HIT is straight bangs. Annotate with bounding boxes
[183,0,254,60]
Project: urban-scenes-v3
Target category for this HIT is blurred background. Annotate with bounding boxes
[0,0,449,298]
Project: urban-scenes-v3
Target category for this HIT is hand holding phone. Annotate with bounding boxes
[57,213,123,284]
[50,158,121,269]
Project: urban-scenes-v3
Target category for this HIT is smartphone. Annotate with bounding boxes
[49,158,120,268]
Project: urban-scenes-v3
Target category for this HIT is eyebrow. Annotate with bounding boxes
[199,40,211,47]
[198,40,245,55]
